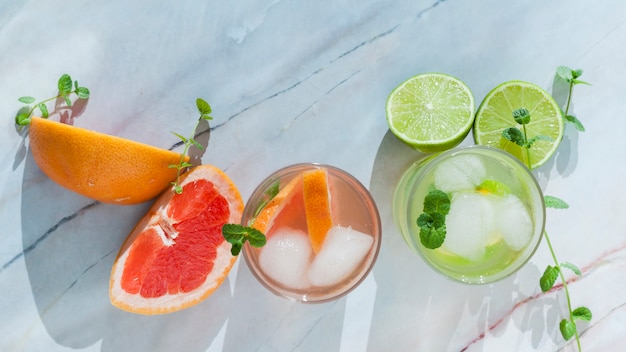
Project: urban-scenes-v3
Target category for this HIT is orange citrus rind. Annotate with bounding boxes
[303,168,333,254]
[28,116,187,205]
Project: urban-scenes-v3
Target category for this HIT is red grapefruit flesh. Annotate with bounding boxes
[109,165,243,314]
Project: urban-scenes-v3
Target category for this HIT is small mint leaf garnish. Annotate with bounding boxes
[544,195,569,209]
[416,190,450,249]
[512,107,531,124]
[502,127,525,146]
[423,190,450,215]
[18,96,35,104]
[560,319,576,340]
[540,265,559,292]
[14,73,90,127]
[252,180,281,219]
[169,98,213,194]
[565,115,586,131]
[560,262,582,276]
[572,307,592,322]
[222,223,267,256]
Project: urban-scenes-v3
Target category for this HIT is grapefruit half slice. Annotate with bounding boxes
[109,165,243,314]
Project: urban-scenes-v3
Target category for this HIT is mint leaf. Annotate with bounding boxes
[18,96,36,104]
[565,115,586,132]
[540,265,559,292]
[418,213,446,249]
[560,319,576,340]
[572,78,591,86]
[417,190,449,249]
[560,262,582,276]
[423,190,450,215]
[246,227,267,247]
[76,86,90,99]
[222,223,267,256]
[572,69,583,79]
[557,66,574,81]
[253,180,281,218]
[15,113,31,125]
[38,103,49,118]
[58,74,73,94]
[196,98,213,119]
[512,108,531,125]
[572,306,592,321]
[544,195,569,209]
[527,134,552,148]
[502,127,525,146]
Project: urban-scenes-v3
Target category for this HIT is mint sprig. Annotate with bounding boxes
[222,224,267,256]
[15,73,90,126]
[557,66,589,132]
[501,66,591,351]
[502,108,553,153]
[416,190,450,249]
[169,98,213,194]
[539,194,591,347]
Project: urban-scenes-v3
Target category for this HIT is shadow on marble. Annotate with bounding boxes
[221,246,348,350]
[366,130,565,351]
[19,148,231,351]
[535,73,581,182]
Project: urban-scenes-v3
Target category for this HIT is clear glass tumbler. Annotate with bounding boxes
[242,163,381,302]
[393,145,545,284]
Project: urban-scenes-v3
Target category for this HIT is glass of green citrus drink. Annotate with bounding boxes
[393,145,545,284]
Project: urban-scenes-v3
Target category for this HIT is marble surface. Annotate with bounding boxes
[1,1,625,351]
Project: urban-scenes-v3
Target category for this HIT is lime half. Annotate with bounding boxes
[473,81,564,169]
[386,73,475,153]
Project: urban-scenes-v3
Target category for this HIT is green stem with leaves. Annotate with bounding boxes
[169,98,213,194]
[543,229,581,351]
[15,73,90,126]
[502,68,592,349]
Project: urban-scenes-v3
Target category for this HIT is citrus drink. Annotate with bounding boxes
[242,164,381,302]
[393,146,545,284]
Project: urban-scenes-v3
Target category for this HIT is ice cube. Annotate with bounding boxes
[259,228,312,289]
[495,195,533,250]
[434,154,486,193]
[307,226,373,287]
[443,192,496,260]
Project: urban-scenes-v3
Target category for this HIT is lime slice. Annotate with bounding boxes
[386,73,475,153]
[473,81,564,169]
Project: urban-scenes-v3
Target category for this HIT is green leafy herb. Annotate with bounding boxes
[572,307,592,322]
[541,195,589,348]
[252,180,281,219]
[502,108,553,151]
[560,319,577,341]
[544,195,569,209]
[560,262,582,276]
[169,98,213,194]
[15,73,90,126]
[557,66,589,132]
[417,190,450,249]
[222,223,267,256]
[501,66,592,351]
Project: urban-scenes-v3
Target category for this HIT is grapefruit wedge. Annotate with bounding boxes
[110,165,243,314]
[303,168,333,254]
[250,175,304,235]
[28,117,186,205]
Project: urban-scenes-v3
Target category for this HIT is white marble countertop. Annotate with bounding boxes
[2,1,625,351]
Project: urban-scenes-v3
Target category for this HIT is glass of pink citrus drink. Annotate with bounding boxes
[242,163,381,302]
